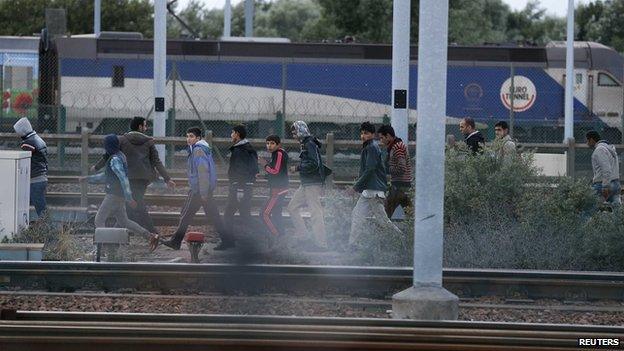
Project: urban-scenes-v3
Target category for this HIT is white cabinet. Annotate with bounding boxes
[0,151,31,240]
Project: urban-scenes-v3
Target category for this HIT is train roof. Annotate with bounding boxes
[4,36,621,82]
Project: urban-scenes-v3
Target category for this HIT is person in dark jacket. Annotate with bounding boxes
[286,121,328,250]
[459,117,485,154]
[161,127,231,250]
[348,122,402,247]
[219,124,259,250]
[92,117,175,233]
[13,117,48,218]
[84,134,159,251]
[259,135,289,245]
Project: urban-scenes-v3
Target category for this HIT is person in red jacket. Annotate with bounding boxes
[259,135,289,246]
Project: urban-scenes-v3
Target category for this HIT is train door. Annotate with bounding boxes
[591,71,623,129]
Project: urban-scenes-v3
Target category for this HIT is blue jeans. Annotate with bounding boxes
[30,181,48,218]
[592,180,621,205]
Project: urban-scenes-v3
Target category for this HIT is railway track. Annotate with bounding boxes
[1,311,621,351]
[1,262,623,301]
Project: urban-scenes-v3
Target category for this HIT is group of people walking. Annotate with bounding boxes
[10,114,620,257]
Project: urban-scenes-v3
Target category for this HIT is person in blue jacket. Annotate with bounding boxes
[161,127,231,250]
[84,134,159,251]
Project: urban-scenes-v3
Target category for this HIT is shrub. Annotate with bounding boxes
[6,214,80,261]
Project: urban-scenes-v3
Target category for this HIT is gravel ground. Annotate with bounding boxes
[1,293,623,325]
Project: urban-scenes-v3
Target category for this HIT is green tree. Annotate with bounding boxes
[585,0,624,52]
[0,0,153,37]
[505,0,565,45]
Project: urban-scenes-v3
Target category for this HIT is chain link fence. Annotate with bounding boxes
[1,49,623,179]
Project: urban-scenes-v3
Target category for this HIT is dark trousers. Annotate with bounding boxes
[384,185,411,218]
[262,188,288,236]
[126,179,157,233]
[30,181,47,218]
[224,184,256,235]
[171,191,230,245]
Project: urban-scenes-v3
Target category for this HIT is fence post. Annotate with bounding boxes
[166,108,174,168]
[57,105,66,168]
[325,132,334,188]
[566,137,576,179]
[80,129,90,207]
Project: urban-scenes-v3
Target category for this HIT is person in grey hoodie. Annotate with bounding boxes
[13,117,48,218]
[586,130,621,205]
[494,121,516,162]
[92,117,175,233]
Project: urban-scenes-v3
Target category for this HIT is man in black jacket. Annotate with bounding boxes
[92,117,175,233]
[459,117,485,153]
[13,117,49,218]
[287,121,328,250]
[219,124,259,250]
[348,122,401,247]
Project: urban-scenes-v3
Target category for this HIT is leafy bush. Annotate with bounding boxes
[349,143,624,271]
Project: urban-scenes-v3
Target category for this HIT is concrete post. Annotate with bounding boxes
[153,0,167,159]
[223,0,232,37]
[244,0,254,37]
[94,0,101,37]
[391,0,411,143]
[564,0,574,141]
[392,0,458,320]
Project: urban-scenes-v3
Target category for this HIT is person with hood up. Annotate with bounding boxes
[586,130,621,206]
[161,127,231,250]
[287,120,329,251]
[92,117,175,234]
[13,117,49,218]
[83,134,159,251]
[218,124,258,250]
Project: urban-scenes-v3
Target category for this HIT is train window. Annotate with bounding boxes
[598,73,619,87]
[112,66,125,87]
[575,73,582,84]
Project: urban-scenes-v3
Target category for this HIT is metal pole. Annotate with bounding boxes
[244,0,254,37]
[412,0,449,288]
[509,63,515,138]
[392,0,457,321]
[564,0,574,141]
[153,0,167,159]
[282,60,287,129]
[391,0,411,142]
[94,0,101,37]
[223,0,232,37]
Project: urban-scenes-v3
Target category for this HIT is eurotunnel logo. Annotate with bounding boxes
[464,83,483,103]
[500,76,536,112]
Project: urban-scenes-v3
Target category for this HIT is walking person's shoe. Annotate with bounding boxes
[149,234,160,252]
[162,239,182,250]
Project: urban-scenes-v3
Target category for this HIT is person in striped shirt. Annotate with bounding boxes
[377,125,412,218]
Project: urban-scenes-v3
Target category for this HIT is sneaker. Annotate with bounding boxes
[162,239,181,250]
[213,241,236,251]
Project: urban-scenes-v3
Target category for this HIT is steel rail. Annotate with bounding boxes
[1,262,623,301]
[0,311,622,351]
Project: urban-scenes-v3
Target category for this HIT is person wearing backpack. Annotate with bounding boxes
[287,120,329,251]
[220,124,259,250]
[348,122,403,248]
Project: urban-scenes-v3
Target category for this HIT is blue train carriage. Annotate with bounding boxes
[31,35,624,141]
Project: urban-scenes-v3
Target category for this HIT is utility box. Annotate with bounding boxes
[0,151,31,241]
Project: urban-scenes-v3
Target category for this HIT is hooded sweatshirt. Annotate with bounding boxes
[188,139,217,198]
[88,134,133,200]
[292,121,326,185]
[13,117,48,182]
[228,139,258,185]
[93,131,171,182]
[592,140,620,186]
